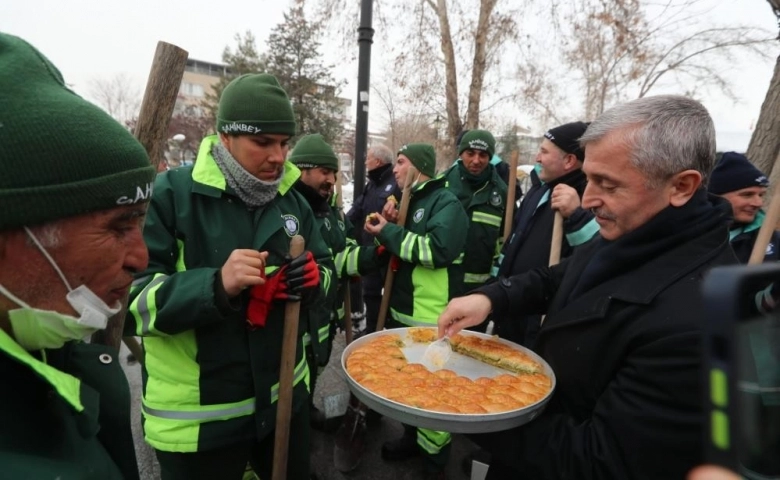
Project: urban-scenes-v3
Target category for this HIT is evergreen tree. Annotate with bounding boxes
[201,31,264,128]
[263,5,345,145]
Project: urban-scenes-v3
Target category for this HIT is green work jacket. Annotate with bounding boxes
[443,163,508,291]
[376,176,468,325]
[0,331,138,479]
[125,135,334,453]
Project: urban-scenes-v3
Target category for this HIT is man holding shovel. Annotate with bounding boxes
[125,74,333,480]
[365,143,468,480]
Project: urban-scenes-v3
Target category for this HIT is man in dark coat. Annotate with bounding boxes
[494,121,598,348]
[438,95,737,480]
[708,151,780,264]
[347,144,401,334]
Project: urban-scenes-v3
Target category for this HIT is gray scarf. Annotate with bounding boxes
[211,143,283,209]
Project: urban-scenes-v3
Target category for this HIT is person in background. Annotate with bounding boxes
[438,95,737,480]
[492,121,597,348]
[288,134,385,432]
[126,73,334,480]
[0,32,155,480]
[442,130,507,303]
[708,151,780,263]
[366,143,468,480]
[347,145,401,335]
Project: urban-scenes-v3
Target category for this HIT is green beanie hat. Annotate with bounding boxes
[217,73,297,136]
[0,33,155,231]
[289,134,339,171]
[458,129,496,158]
[398,143,436,178]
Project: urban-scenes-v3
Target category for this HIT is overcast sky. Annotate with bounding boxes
[3,0,778,151]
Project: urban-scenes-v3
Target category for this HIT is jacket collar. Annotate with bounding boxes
[192,135,300,198]
[0,329,83,412]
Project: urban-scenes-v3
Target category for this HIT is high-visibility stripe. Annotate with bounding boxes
[132,274,153,287]
[390,308,437,327]
[320,265,332,295]
[472,211,501,228]
[418,236,434,268]
[131,274,169,335]
[344,246,361,277]
[451,252,464,265]
[417,428,451,454]
[400,232,416,262]
[143,396,255,421]
[271,350,310,402]
[317,323,330,343]
[303,332,312,346]
[464,273,490,284]
[565,218,599,246]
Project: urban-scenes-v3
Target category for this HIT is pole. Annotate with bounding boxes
[92,41,188,350]
[352,0,375,201]
[272,235,306,480]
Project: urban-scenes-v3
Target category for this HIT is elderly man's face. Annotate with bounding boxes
[365,154,382,172]
[722,186,766,224]
[2,205,148,315]
[581,133,671,241]
[220,133,290,182]
[536,139,571,183]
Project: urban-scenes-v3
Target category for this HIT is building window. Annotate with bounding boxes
[181,82,204,98]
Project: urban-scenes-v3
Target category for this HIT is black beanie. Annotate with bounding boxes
[544,121,589,162]
[708,152,768,195]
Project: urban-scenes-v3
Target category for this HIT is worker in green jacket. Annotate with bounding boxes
[125,74,334,480]
[442,130,508,295]
[364,143,468,479]
[289,134,386,431]
[0,32,153,480]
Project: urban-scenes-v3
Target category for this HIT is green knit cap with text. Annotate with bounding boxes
[0,33,155,230]
[217,73,297,136]
[398,143,436,178]
[289,134,339,171]
[458,129,496,158]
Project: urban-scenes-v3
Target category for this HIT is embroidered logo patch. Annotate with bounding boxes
[413,208,425,223]
[385,184,393,192]
[324,218,331,231]
[338,220,345,231]
[282,214,300,237]
[767,242,775,256]
[490,191,502,206]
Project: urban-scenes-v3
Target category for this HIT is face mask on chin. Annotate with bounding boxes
[0,227,120,351]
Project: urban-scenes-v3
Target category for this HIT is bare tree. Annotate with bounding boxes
[88,73,141,124]
[524,0,774,122]
[313,0,523,161]
[747,1,780,184]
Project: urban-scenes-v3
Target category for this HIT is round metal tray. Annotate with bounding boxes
[341,327,556,433]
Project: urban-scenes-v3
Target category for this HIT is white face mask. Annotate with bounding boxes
[0,227,120,351]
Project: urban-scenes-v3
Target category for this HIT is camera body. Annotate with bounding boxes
[703,264,780,479]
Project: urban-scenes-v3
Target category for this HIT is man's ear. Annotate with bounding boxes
[669,169,703,207]
[218,132,231,149]
[564,153,580,171]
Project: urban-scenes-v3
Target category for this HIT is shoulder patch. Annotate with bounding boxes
[413,208,425,223]
[489,191,502,206]
[767,242,775,256]
[385,184,393,192]
[324,217,331,231]
[282,214,300,237]
[338,220,345,231]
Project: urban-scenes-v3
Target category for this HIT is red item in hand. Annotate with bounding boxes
[246,269,284,327]
[389,255,400,272]
[376,245,387,257]
[275,251,320,301]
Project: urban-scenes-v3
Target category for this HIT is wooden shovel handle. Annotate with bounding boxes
[503,150,519,244]
[548,211,564,266]
[375,167,417,332]
[272,235,305,480]
[748,179,780,265]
